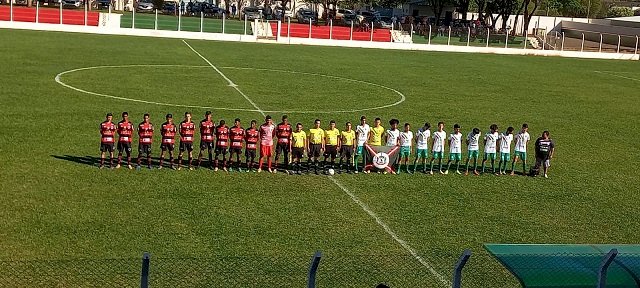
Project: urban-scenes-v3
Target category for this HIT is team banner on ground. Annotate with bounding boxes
[363,144,400,173]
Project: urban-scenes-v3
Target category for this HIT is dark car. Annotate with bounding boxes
[242,6,262,20]
[204,3,222,16]
[97,0,110,8]
[190,2,220,16]
[339,13,357,26]
[296,8,316,23]
[162,1,176,14]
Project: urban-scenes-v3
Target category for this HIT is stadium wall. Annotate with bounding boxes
[0,19,637,61]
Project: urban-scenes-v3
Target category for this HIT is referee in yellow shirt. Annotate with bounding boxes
[323,120,340,173]
[307,119,325,174]
[339,121,356,173]
[291,123,307,175]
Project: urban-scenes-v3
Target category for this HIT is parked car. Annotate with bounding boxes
[296,8,316,23]
[356,10,380,23]
[162,1,176,14]
[335,8,355,20]
[242,6,262,20]
[97,0,111,9]
[61,0,82,8]
[339,13,357,26]
[136,0,154,12]
[378,16,394,29]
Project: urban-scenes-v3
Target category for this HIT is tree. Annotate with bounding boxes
[547,0,584,16]
[425,0,453,25]
[152,0,164,12]
[607,6,633,17]
[474,0,488,23]
[484,0,518,29]
[455,0,471,19]
[514,0,540,35]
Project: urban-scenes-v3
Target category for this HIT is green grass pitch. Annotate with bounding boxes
[0,28,639,287]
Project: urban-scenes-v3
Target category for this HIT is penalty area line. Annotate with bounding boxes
[328,176,451,287]
[594,71,640,82]
[182,39,266,117]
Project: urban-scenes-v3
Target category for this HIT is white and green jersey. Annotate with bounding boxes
[385,129,400,146]
[484,131,499,153]
[449,132,463,153]
[514,131,530,152]
[416,128,431,150]
[356,124,370,146]
[499,133,513,153]
[399,131,413,147]
[432,131,446,152]
[467,132,481,151]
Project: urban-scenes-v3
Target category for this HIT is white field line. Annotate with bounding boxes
[328,176,451,287]
[54,64,405,114]
[594,71,640,82]
[183,38,437,283]
[182,40,266,117]
[220,67,406,113]
[54,65,263,112]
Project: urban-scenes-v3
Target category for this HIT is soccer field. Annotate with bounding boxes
[0,28,639,287]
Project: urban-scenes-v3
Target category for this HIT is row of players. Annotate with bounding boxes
[98,111,556,176]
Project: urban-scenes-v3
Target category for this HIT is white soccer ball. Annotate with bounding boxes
[328,168,335,175]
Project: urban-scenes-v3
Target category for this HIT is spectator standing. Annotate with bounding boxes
[231,3,237,18]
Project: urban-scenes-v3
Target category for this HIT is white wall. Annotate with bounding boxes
[0,19,637,60]
[464,13,603,35]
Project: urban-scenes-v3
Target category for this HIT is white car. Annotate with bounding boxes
[335,9,355,20]
[136,1,154,12]
[61,0,82,7]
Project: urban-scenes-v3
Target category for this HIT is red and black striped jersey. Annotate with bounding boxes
[230,126,245,148]
[276,123,292,144]
[117,121,134,143]
[215,125,230,147]
[200,119,215,142]
[100,121,116,144]
[138,122,154,144]
[161,122,177,145]
[179,121,195,143]
[245,128,259,150]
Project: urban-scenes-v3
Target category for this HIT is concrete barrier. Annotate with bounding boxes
[0,20,637,61]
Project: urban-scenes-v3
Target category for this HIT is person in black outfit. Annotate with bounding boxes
[533,130,555,178]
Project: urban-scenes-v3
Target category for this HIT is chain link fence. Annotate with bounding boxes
[0,258,140,287]
[0,251,638,288]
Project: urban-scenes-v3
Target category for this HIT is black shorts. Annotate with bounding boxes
[179,142,194,152]
[215,145,228,155]
[309,144,322,158]
[340,146,354,158]
[200,141,214,150]
[138,144,152,154]
[117,142,131,152]
[292,147,304,159]
[230,147,243,155]
[245,149,256,159]
[324,145,338,158]
[161,143,175,151]
[276,143,289,154]
[100,143,114,152]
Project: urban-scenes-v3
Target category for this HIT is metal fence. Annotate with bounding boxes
[1,2,638,55]
[2,250,637,288]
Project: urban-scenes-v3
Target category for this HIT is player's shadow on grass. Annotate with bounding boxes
[52,155,176,168]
